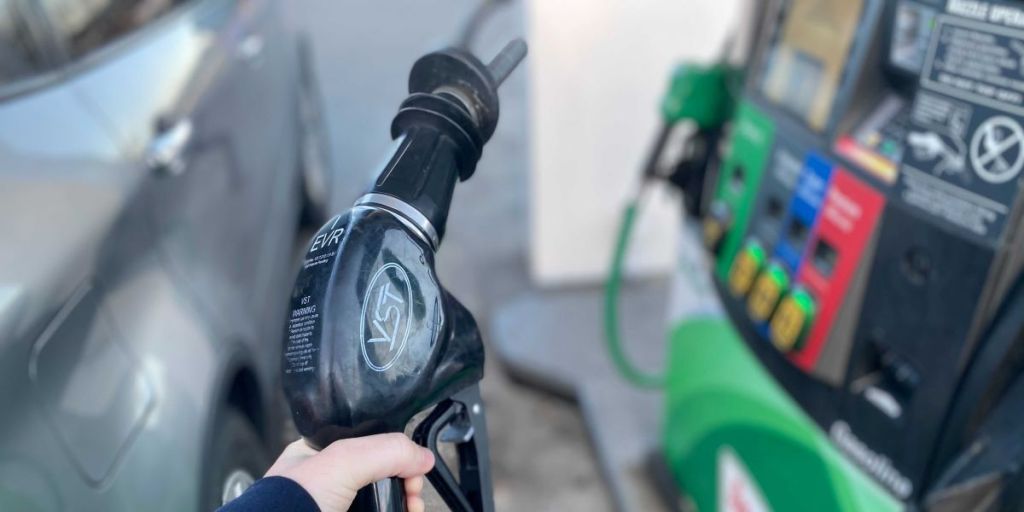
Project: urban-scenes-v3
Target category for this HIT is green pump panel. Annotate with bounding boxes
[664,317,900,512]
[709,101,775,280]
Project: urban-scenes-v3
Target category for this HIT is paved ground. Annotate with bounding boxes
[286,1,613,510]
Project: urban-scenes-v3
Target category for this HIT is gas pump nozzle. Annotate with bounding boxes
[282,39,526,512]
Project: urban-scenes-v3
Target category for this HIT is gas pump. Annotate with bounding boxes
[608,0,1024,510]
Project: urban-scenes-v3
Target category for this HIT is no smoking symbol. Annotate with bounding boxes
[970,116,1024,184]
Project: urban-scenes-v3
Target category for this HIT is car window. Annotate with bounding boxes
[38,0,184,60]
[0,1,46,85]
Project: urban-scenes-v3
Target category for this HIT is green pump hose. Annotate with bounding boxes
[604,52,739,389]
[604,184,666,389]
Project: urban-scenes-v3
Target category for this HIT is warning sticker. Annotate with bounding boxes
[285,301,319,374]
[283,215,345,375]
[897,6,1024,243]
[970,115,1024,183]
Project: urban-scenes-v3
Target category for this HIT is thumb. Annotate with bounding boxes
[325,433,435,488]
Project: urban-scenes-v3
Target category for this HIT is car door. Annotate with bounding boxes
[0,1,151,508]
[0,1,237,510]
[218,0,298,342]
[201,0,301,391]
[34,0,274,348]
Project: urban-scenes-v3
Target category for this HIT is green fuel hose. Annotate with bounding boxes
[604,185,666,389]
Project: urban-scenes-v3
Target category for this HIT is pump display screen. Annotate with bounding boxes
[889,1,938,74]
[760,0,865,132]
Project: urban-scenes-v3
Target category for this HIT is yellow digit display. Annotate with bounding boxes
[770,289,816,352]
[728,241,766,297]
[747,264,789,322]
[771,299,805,350]
[748,275,781,321]
[703,217,724,251]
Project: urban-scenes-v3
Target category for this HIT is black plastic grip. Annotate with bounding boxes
[351,478,405,512]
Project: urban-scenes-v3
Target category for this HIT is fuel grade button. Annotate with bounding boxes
[747,262,788,322]
[770,287,815,352]
[728,240,765,297]
[702,200,731,253]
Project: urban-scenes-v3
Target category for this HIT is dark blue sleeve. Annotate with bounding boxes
[217,476,320,512]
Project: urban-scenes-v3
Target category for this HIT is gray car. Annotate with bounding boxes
[0,0,332,510]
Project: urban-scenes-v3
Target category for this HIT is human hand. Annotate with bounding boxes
[265,433,435,512]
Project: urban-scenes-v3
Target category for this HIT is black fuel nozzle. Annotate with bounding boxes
[365,38,527,247]
[281,39,525,512]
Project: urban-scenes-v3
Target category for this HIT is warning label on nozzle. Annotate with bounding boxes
[283,216,345,376]
[897,6,1024,243]
[285,300,319,374]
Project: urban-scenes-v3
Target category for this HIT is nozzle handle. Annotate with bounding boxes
[350,477,405,512]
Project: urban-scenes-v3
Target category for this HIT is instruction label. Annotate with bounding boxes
[283,215,345,375]
[898,4,1024,243]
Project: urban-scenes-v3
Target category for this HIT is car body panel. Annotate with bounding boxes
[0,0,305,509]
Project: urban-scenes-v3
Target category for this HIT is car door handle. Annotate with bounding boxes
[146,118,193,176]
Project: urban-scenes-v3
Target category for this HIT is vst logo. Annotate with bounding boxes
[360,263,413,371]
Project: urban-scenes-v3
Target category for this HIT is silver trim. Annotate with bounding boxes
[433,85,479,125]
[355,193,440,249]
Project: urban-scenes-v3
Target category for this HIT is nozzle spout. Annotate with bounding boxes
[487,38,527,86]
